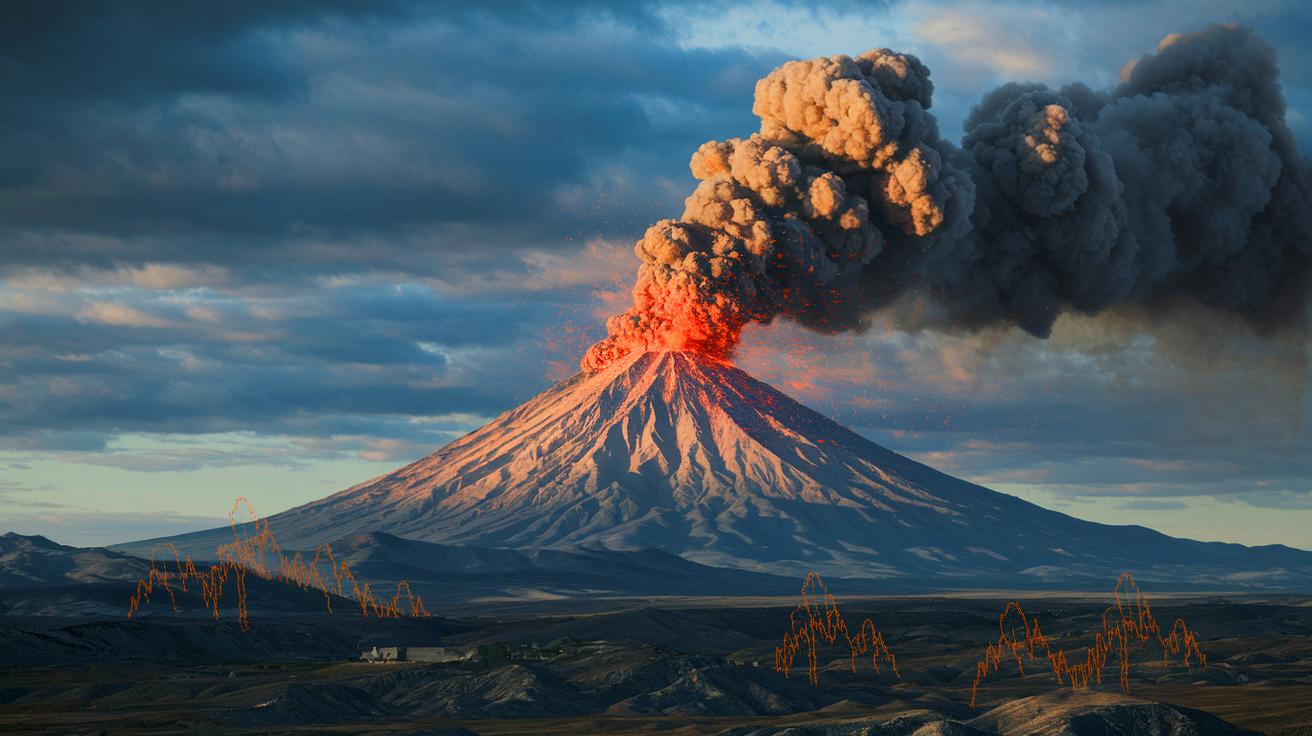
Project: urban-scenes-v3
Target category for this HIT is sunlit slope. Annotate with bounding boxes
[121,351,1312,587]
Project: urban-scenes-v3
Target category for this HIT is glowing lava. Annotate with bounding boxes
[127,497,430,630]
[581,280,749,371]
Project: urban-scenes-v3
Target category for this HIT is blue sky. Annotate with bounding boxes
[1,0,1309,548]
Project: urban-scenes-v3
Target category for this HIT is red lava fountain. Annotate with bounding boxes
[581,280,750,371]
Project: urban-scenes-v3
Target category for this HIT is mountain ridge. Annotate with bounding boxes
[113,350,1312,588]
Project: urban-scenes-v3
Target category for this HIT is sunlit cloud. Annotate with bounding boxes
[76,301,179,329]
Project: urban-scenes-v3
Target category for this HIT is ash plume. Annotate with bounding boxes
[583,25,1311,371]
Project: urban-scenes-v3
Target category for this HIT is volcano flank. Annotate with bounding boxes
[123,351,1312,588]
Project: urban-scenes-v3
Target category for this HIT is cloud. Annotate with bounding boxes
[0,4,776,282]
[75,301,179,328]
[910,5,1053,78]
[1117,499,1189,511]
[735,312,1309,509]
[0,278,557,444]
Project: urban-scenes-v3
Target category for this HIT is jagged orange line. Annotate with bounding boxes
[774,572,899,685]
[968,572,1205,707]
[127,497,430,630]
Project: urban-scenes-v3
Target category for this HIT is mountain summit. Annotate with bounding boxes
[126,350,1312,587]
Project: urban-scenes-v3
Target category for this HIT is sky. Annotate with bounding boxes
[1,0,1309,548]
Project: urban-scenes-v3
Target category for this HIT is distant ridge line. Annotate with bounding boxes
[126,497,430,629]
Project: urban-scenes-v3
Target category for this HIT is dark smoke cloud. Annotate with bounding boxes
[584,24,1311,370]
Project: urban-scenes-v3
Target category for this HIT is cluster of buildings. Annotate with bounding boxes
[359,645,465,663]
[360,638,613,664]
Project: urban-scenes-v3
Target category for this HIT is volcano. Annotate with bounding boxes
[124,350,1312,588]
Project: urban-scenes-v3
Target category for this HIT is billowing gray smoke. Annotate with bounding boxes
[582,25,1310,371]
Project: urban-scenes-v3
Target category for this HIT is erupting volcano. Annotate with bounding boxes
[128,349,1312,587]
[582,26,1311,373]
[121,26,1312,589]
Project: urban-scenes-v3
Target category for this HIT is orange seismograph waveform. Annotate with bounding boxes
[127,497,430,630]
[969,572,1206,707]
[774,572,900,686]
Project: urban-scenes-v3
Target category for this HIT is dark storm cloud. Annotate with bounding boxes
[0,0,703,105]
[2,1,784,462]
[0,279,560,451]
[0,1,781,275]
[2,2,336,102]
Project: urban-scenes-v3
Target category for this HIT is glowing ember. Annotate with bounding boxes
[582,278,754,370]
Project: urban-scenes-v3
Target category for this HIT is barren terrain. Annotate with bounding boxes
[2,591,1309,735]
